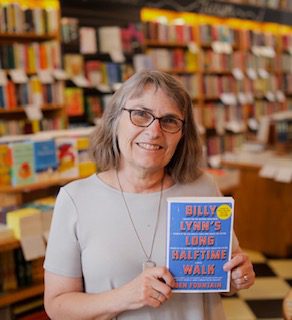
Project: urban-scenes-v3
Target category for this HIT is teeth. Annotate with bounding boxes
[137,143,161,150]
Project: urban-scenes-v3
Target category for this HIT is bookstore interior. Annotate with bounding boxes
[0,0,292,319]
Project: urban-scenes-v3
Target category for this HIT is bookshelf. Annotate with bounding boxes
[0,0,67,137]
[60,3,144,127]
[140,7,292,165]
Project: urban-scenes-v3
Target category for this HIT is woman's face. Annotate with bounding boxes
[117,85,183,175]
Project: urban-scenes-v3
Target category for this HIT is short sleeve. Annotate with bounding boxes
[44,188,82,277]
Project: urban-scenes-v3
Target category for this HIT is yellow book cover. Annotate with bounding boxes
[0,144,12,186]
[7,207,40,239]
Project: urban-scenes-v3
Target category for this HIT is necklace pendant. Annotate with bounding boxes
[143,260,156,271]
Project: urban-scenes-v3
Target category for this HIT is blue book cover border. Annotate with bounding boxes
[166,197,234,293]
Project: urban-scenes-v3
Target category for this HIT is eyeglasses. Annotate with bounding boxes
[122,108,184,134]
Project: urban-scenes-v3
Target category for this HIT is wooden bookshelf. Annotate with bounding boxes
[141,7,292,163]
[0,33,58,42]
[0,239,20,253]
[0,177,75,194]
[0,0,66,136]
[0,104,65,115]
[0,282,44,309]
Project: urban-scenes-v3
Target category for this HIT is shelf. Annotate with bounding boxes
[0,282,44,308]
[0,32,58,42]
[0,239,20,253]
[0,177,77,193]
[144,39,189,48]
[0,104,65,115]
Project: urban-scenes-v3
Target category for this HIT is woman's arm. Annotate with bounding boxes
[44,266,175,320]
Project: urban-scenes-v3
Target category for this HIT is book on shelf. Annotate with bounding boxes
[55,137,79,179]
[98,26,126,63]
[6,207,46,261]
[64,87,84,116]
[61,17,79,44]
[79,27,97,54]
[0,249,18,291]
[64,54,85,78]
[167,197,234,293]
[0,2,58,35]
[32,138,58,182]
[0,144,11,186]
[9,142,36,186]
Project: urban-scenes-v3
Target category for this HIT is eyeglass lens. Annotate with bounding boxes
[125,109,183,133]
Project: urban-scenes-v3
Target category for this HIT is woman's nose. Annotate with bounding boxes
[146,118,163,135]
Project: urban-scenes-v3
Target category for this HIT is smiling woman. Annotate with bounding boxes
[43,70,255,320]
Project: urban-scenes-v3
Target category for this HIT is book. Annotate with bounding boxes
[0,144,11,186]
[167,197,234,293]
[55,137,79,178]
[33,139,58,182]
[9,142,36,186]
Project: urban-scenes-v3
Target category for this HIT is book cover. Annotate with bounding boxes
[0,144,12,186]
[55,137,79,178]
[33,139,58,182]
[64,87,84,116]
[167,196,234,293]
[10,142,36,186]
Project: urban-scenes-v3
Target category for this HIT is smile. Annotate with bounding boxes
[136,143,162,150]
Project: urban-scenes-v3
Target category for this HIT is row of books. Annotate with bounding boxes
[143,48,292,74]
[0,196,55,293]
[143,21,196,44]
[199,24,238,47]
[0,41,61,73]
[203,51,292,73]
[0,117,66,137]
[62,19,144,55]
[146,48,199,72]
[196,100,287,135]
[0,249,41,292]
[202,74,285,99]
[0,128,96,187]
[0,3,58,35]
[143,18,292,52]
[64,55,134,94]
[206,133,245,157]
[64,88,105,119]
[174,74,201,99]
[0,79,65,110]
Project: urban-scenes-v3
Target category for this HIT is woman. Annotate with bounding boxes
[44,70,255,319]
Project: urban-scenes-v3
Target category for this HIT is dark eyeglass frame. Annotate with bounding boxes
[121,108,184,133]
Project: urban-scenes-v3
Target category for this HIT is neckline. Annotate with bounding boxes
[92,173,178,195]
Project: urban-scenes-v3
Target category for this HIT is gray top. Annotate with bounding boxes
[44,172,239,319]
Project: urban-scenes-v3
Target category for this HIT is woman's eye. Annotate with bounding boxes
[134,110,149,118]
[163,117,178,124]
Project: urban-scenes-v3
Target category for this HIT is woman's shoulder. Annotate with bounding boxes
[172,171,220,197]
[61,173,98,195]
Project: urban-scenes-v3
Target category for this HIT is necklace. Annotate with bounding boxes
[116,170,164,271]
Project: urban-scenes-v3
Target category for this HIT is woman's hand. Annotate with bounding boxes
[119,266,175,310]
[223,249,255,293]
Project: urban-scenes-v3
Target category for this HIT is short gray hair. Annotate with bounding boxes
[90,70,202,183]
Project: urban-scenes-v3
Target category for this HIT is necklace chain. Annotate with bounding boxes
[116,170,164,263]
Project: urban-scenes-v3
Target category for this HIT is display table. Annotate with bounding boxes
[222,150,292,258]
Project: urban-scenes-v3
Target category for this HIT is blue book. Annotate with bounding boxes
[33,139,57,179]
[167,197,234,293]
